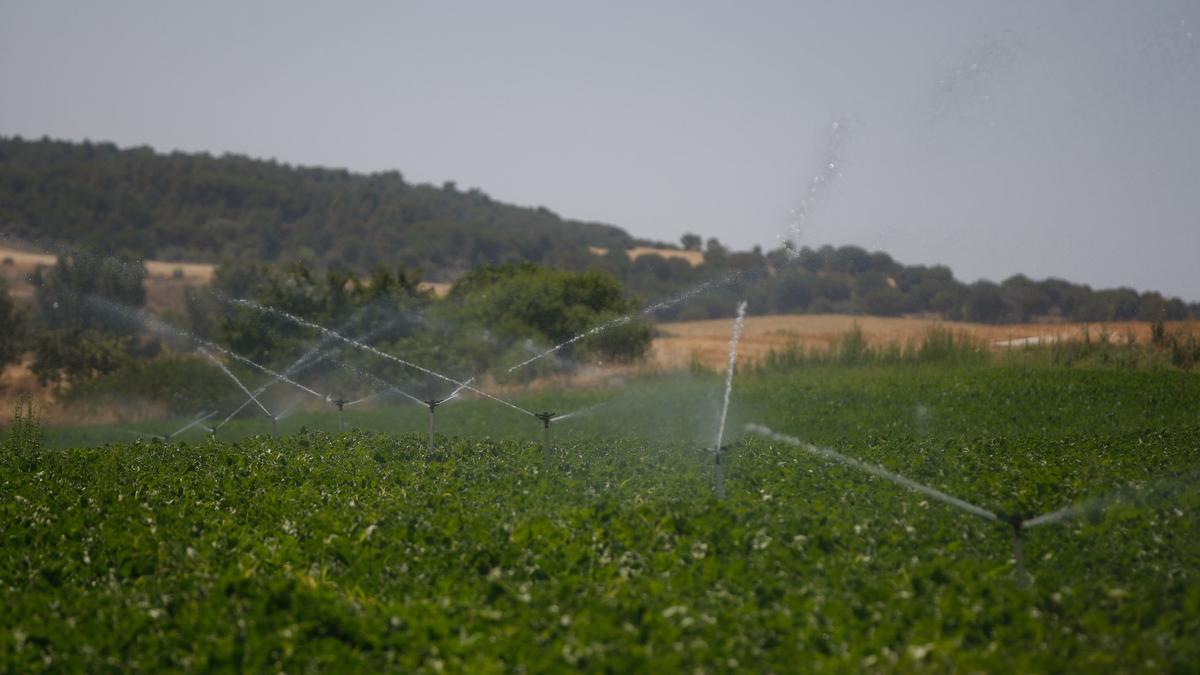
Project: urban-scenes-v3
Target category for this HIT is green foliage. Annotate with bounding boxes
[0,277,25,367]
[759,325,988,371]
[5,366,1200,670]
[453,263,653,368]
[2,394,41,466]
[6,137,1195,324]
[206,261,430,366]
[62,351,239,416]
[24,252,148,386]
[33,252,146,334]
[30,329,130,386]
[0,136,633,275]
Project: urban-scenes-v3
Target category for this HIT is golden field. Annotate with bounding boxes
[649,314,1200,372]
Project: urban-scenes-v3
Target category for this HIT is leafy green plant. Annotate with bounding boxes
[3,394,42,467]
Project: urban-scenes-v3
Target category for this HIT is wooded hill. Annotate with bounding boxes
[2,135,1196,324]
[0,136,637,280]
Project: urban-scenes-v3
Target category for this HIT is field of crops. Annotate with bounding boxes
[3,365,1199,671]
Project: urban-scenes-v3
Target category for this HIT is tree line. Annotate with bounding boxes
[592,240,1197,324]
[2,135,1195,330]
[0,136,636,278]
[0,254,653,411]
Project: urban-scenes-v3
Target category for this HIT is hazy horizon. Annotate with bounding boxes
[2,1,1197,300]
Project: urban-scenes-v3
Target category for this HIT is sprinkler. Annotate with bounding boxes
[535,412,556,469]
[998,511,1032,589]
[713,301,747,499]
[330,398,351,432]
[713,444,730,499]
[424,399,445,451]
[162,410,217,443]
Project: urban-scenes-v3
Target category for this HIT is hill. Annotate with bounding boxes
[2,136,1196,324]
[0,136,639,281]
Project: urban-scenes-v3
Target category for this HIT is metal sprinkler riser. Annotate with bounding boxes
[330,398,350,432]
[536,412,556,469]
[713,444,730,499]
[424,400,445,452]
[996,510,1032,589]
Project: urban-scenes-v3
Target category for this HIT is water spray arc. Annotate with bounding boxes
[173,410,217,440]
[713,301,748,499]
[214,322,391,436]
[232,299,537,419]
[743,424,1200,587]
[200,348,274,426]
[997,473,1200,588]
[89,297,329,405]
[785,117,850,258]
[743,425,1028,580]
[504,268,762,376]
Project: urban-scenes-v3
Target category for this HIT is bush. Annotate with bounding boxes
[3,394,42,468]
[63,352,241,416]
[454,263,654,370]
[0,277,25,368]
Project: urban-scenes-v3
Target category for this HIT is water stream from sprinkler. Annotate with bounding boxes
[328,356,427,407]
[504,269,762,375]
[165,410,217,441]
[200,348,273,419]
[215,315,399,431]
[784,118,850,258]
[713,301,748,499]
[232,299,537,419]
[745,424,999,521]
[89,297,329,404]
[1023,470,1200,530]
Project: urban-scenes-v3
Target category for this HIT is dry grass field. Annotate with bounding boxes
[0,245,214,316]
[588,246,705,267]
[649,314,1200,371]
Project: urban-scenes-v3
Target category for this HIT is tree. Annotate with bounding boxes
[703,238,729,266]
[453,263,653,367]
[0,278,25,368]
[30,253,148,385]
[963,281,1008,323]
[34,253,146,334]
[680,233,702,251]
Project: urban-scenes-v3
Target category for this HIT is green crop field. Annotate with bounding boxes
[3,364,1199,672]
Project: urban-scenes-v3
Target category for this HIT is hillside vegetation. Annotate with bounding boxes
[0,137,634,279]
[2,136,1196,326]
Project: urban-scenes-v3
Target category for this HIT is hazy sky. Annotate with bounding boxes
[2,1,1198,300]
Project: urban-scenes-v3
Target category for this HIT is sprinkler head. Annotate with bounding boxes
[425,398,444,412]
[997,510,1031,532]
[331,398,350,410]
[535,412,556,428]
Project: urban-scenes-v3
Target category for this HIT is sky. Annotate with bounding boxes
[2,1,1198,300]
